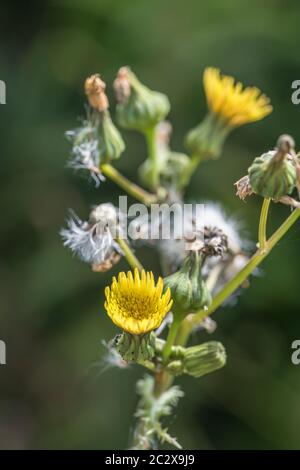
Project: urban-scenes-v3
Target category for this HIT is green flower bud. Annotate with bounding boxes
[248,150,297,200]
[114,331,156,362]
[165,341,226,378]
[185,113,230,160]
[114,67,170,132]
[164,252,211,319]
[98,110,125,163]
[183,341,226,378]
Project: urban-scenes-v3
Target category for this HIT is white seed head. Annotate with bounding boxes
[60,204,124,265]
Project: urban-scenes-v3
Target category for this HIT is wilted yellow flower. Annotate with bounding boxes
[203,67,272,127]
[104,269,173,335]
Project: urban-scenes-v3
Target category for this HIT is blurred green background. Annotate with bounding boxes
[1,0,300,450]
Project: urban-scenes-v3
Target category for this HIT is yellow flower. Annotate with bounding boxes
[104,269,173,335]
[203,67,272,127]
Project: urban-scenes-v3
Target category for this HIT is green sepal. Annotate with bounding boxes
[98,110,125,163]
[185,113,231,160]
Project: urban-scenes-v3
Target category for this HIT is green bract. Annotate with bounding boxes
[114,331,156,362]
[98,110,125,163]
[166,341,226,378]
[248,150,297,200]
[185,113,230,160]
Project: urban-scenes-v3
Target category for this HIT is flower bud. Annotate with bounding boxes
[182,341,226,378]
[185,113,230,160]
[165,341,226,378]
[114,67,170,132]
[161,152,191,190]
[98,110,125,163]
[163,252,211,319]
[85,74,109,112]
[113,331,156,362]
[248,150,297,200]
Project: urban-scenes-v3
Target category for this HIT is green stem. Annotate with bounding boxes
[162,317,181,363]
[181,154,205,188]
[100,163,157,206]
[258,198,271,251]
[115,237,143,271]
[144,126,159,191]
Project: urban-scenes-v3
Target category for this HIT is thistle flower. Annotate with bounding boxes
[104,269,172,335]
[185,67,272,160]
[203,67,272,127]
[60,203,124,270]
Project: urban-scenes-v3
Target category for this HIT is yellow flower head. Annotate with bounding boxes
[104,269,173,335]
[203,67,272,127]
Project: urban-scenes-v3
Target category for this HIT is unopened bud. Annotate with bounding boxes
[114,67,170,132]
[183,341,226,378]
[85,74,109,112]
[164,252,211,319]
[185,113,230,160]
[248,149,297,200]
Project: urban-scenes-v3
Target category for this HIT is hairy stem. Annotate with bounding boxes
[101,163,158,205]
[115,237,144,271]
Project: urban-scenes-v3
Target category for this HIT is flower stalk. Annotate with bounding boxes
[258,197,271,251]
[100,163,158,205]
[115,237,144,271]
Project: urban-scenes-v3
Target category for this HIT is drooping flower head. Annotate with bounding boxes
[203,67,272,127]
[104,269,173,335]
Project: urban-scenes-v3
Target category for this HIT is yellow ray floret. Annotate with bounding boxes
[104,269,173,335]
[203,67,272,127]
